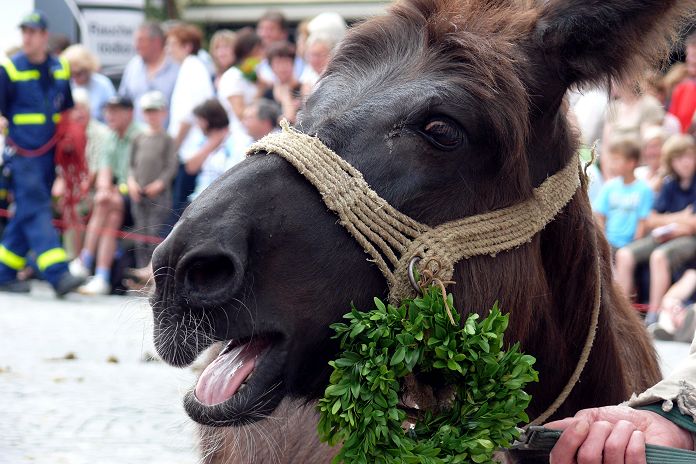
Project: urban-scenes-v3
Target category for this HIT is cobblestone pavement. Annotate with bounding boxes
[0,282,199,464]
[0,282,692,464]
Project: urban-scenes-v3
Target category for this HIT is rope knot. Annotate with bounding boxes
[417,258,456,326]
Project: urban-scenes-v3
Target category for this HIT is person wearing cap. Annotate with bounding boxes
[126,91,177,272]
[0,10,84,295]
[70,96,140,295]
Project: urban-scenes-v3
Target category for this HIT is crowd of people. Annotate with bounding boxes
[571,32,696,344]
[0,9,346,296]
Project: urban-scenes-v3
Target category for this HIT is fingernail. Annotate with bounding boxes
[575,419,589,434]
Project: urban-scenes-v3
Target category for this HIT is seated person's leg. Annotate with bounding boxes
[79,191,124,295]
[648,248,671,322]
[654,269,696,339]
[74,189,112,276]
[661,236,696,274]
[648,237,696,325]
[614,236,657,300]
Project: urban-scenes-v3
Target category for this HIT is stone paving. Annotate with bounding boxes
[0,282,692,464]
[0,282,199,464]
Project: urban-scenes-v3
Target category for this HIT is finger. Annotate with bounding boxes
[577,421,613,464]
[625,431,646,464]
[546,418,577,431]
[550,419,590,464]
[603,420,637,463]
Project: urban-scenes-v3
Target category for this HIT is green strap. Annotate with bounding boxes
[639,403,696,433]
[506,426,696,462]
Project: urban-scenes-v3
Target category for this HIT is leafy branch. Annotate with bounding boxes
[317,286,538,463]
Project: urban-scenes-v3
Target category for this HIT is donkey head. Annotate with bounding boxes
[152,0,691,427]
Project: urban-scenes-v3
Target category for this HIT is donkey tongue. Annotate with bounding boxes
[195,340,267,406]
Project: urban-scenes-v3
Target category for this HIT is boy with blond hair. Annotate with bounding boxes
[593,138,653,250]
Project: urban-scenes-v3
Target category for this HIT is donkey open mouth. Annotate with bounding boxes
[183,334,286,426]
[150,152,385,428]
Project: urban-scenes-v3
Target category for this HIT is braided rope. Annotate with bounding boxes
[248,121,581,302]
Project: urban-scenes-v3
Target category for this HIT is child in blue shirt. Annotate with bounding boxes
[593,139,653,249]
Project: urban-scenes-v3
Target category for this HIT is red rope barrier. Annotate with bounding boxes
[633,303,650,313]
[0,207,164,245]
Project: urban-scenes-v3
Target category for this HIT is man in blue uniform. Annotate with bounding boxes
[0,11,84,295]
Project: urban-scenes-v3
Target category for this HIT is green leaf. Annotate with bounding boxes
[331,399,341,415]
[350,323,366,338]
[390,346,406,366]
[350,382,361,398]
[374,297,387,312]
[447,359,462,372]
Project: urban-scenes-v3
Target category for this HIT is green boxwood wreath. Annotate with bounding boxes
[317,286,539,464]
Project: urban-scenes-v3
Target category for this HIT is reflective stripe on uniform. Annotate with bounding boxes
[0,245,26,270]
[11,113,60,125]
[37,248,67,271]
[0,189,7,200]
[0,58,39,81]
[13,113,46,125]
[53,57,70,80]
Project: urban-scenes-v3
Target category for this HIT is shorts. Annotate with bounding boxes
[623,235,696,274]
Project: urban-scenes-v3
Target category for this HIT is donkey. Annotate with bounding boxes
[151,0,694,461]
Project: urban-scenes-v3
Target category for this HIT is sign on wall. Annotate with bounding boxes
[80,8,144,72]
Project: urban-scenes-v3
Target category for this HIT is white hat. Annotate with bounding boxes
[140,91,167,111]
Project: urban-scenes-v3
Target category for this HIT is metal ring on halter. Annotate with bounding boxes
[407,256,421,293]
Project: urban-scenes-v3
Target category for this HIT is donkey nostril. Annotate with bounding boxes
[184,255,239,297]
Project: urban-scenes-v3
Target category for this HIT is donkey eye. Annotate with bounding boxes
[421,118,464,150]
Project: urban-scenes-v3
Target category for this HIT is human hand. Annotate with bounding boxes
[143,179,165,198]
[52,176,65,198]
[666,223,694,241]
[547,405,694,464]
[652,223,681,243]
[128,178,141,203]
[661,296,688,330]
[206,128,228,148]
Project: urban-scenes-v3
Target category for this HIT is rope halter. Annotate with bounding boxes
[248,121,582,304]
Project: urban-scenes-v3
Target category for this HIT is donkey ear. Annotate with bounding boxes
[536,0,696,87]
